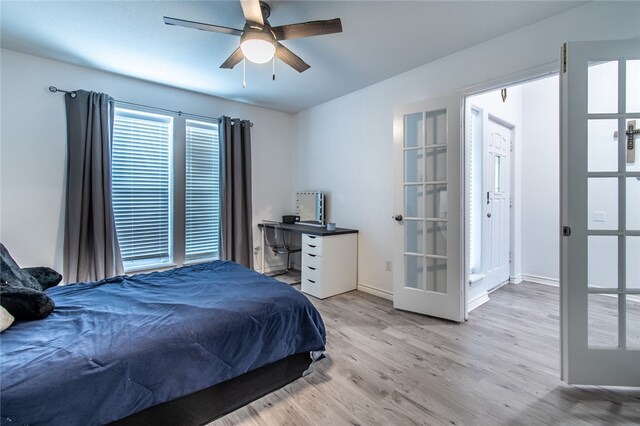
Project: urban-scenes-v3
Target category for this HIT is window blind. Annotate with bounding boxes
[185,120,220,261]
[469,108,481,274]
[112,108,173,267]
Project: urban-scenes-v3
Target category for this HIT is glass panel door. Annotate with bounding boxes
[561,40,640,386]
[393,95,463,322]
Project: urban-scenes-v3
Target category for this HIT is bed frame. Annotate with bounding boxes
[111,352,312,426]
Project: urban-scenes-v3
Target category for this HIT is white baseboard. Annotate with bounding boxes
[510,274,523,284]
[521,274,559,287]
[468,292,491,312]
[357,283,393,301]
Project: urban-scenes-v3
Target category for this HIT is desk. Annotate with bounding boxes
[258,223,358,299]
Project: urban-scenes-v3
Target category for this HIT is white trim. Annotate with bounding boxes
[467,292,491,312]
[521,274,560,287]
[357,282,393,301]
[510,274,524,284]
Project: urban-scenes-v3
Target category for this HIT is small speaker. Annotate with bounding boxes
[282,215,300,224]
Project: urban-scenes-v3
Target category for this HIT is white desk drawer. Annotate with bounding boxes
[301,277,321,297]
[302,264,323,283]
[302,234,323,248]
[303,252,322,269]
[302,242,322,256]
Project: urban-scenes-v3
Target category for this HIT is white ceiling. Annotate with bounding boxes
[1,1,586,113]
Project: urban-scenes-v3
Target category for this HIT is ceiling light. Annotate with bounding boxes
[240,30,276,64]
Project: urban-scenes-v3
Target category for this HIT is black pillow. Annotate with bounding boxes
[0,243,42,291]
[0,284,55,320]
[23,267,63,290]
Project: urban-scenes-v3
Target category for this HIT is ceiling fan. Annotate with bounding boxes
[163,0,343,74]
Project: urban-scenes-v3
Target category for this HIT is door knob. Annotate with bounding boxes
[393,214,403,222]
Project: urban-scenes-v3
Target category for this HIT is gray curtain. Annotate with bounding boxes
[219,116,253,268]
[64,90,124,283]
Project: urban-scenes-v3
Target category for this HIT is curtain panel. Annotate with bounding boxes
[64,90,124,283]
[219,116,253,268]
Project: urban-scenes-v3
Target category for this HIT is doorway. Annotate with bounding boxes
[465,74,560,312]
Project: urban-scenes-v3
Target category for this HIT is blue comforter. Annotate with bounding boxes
[0,261,326,425]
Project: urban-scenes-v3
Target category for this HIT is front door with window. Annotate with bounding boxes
[483,117,512,290]
[561,40,640,386]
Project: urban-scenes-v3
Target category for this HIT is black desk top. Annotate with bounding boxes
[258,222,358,236]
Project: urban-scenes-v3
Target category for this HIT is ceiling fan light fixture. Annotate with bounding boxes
[240,31,276,64]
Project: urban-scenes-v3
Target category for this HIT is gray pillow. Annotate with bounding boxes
[0,243,42,291]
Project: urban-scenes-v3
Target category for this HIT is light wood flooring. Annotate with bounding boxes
[212,282,640,425]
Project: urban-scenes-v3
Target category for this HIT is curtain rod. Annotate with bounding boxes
[48,86,253,126]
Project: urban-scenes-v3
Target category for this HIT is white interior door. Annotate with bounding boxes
[561,40,640,386]
[483,118,511,289]
[393,95,463,322]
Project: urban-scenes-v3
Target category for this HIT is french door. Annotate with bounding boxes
[561,40,640,385]
[393,96,463,322]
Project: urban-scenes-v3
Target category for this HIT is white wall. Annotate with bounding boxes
[0,49,294,273]
[293,1,640,296]
[521,76,560,284]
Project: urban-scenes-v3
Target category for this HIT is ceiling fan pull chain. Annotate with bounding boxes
[272,53,276,81]
[243,59,247,88]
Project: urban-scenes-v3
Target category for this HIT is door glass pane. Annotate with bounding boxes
[425,110,446,146]
[627,237,640,289]
[404,149,424,183]
[627,296,640,349]
[588,61,618,114]
[494,155,502,193]
[626,119,639,172]
[425,184,447,219]
[404,113,424,148]
[627,177,640,230]
[425,221,447,256]
[588,119,618,172]
[405,255,424,289]
[404,220,424,254]
[426,257,447,293]
[425,146,446,182]
[627,60,640,114]
[404,185,424,218]
[588,236,618,289]
[588,294,618,347]
[588,178,618,230]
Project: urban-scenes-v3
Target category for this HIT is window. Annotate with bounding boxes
[185,120,220,261]
[468,107,483,275]
[112,107,221,271]
[112,109,173,269]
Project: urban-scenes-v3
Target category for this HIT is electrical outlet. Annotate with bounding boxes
[385,261,392,272]
[253,246,260,255]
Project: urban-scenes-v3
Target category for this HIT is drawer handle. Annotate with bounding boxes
[308,279,316,283]
[308,244,316,248]
[308,266,316,271]
[308,235,317,239]
[307,254,317,258]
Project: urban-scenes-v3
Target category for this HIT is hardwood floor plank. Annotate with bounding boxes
[210,282,640,425]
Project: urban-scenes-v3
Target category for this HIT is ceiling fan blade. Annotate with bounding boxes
[164,16,243,36]
[271,18,342,41]
[240,0,264,25]
[276,43,310,73]
[220,47,245,69]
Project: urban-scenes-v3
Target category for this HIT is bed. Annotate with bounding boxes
[0,260,326,425]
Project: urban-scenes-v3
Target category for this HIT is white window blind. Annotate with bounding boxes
[469,108,482,274]
[185,120,220,261]
[112,108,173,268]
